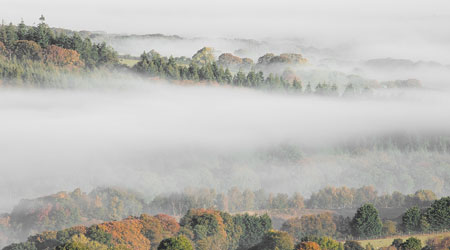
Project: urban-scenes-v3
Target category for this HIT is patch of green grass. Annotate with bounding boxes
[119,58,139,67]
[357,232,450,249]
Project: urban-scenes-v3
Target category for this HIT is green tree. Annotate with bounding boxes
[31,16,54,48]
[13,40,42,60]
[350,204,382,237]
[0,24,8,49]
[425,196,450,230]
[56,241,89,250]
[223,68,232,84]
[419,216,430,232]
[399,237,421,250]
[86,225,112,246]
[391,239,403,249]
[188,63,200,81]
[179,209,228,250]
[234,214,272,250]
[4,23,18,49]
[246,71,257,87]
[198,63,214,81]
[17,20,28,40]
[401,206,422,232]
[256,71,264,86]
[233,71,246,86]
[248,230,294,250]
[3,242,37,250]
[158,236,193,250]
[94,42,118,66]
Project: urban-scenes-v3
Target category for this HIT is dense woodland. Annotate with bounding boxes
[1,191,449,250]
[0,186,448,250]
[0,16,118,86]
[132,48,374,96]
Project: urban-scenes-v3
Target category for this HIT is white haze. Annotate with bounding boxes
[2,0,450,64]
[1,81,450,212]
[1,0,450,212]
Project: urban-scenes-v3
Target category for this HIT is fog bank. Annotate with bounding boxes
[0,81,450,212]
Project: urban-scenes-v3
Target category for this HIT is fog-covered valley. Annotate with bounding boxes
[1,1,450,249]
[1,82,449,213]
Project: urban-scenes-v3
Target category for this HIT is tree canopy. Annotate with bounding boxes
[350,204,382,237]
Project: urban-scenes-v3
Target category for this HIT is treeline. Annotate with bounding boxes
[0,186,439,247]
[133,50,290,89]
[400,196,450,233]
[4,209,273,250]
[282,197,450,241]
[149,186,437,216]
[306,187,437,210]
[4,198,449,250]
[0,17,119,85]
[338,133,450,154]
[133,49,369,97]
[0,187,145,244]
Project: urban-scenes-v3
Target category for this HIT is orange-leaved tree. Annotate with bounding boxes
[296,241,322,250]
[44,45,83,68]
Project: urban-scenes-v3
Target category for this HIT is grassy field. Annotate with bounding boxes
[357,231,450,249]
[119,58,139,67]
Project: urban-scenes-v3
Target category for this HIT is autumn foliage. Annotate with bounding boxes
[44,45,83,68]
[295,241,322,250]
[98,217,150,250]
[281,213,337,241]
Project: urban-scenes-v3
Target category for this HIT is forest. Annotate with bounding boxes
[0,13,449,250]
[1,185,449,250]
[0,18,408,96]
[0,185,449,250]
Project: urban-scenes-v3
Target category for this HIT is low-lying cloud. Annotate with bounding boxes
[0,81,449,212]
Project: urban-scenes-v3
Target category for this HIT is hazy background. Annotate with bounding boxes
[2,0,450,63]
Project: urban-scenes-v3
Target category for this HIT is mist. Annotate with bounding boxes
[1,81,450,212]
[3,0,450,62]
